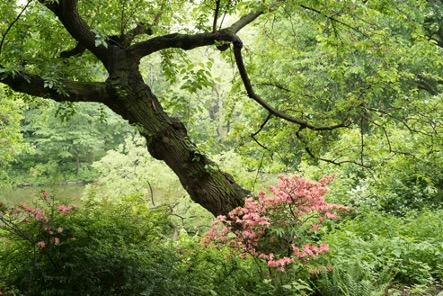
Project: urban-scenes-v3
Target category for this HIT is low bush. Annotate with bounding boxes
[0,192,188,295]
[313,210,443,295]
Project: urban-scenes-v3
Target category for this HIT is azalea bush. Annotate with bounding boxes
[0,191,77,254]
[204,175,348,273]
[0,192,198,295]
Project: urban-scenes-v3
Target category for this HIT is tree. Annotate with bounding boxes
[10,101,132,184]
[0,0,441,216]
[0,86,29,187]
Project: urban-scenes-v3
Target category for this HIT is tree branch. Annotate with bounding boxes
[128,11,263,59]
[60,42,86,58]
[231,36,348,131]
[228,11,263,33]
[0,67,109,103]
[251,112,273,150]
[256,81,292,93]
[295,128,372,169]
[213,0,222,33]
[38,0,109,63]
[299,4,369,37]
[122,23,154,46]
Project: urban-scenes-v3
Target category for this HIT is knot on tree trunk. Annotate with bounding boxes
[146,119,187,160]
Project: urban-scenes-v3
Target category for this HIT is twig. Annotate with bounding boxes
[0,0,33,56]
[147,180,155,207]
[360,116,365,166]
[251,112,273,150]
[299,4,369,37]
[212,0,221,33]
[295,127,372,170]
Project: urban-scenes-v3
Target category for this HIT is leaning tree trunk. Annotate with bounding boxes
[104,58,249,216]
[0,0,268,217]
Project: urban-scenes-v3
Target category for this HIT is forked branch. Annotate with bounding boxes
[39,0,109,62]
[128,11,263,58]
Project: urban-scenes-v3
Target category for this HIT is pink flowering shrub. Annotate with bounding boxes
[0,191,77,251]
[204,175,348,271]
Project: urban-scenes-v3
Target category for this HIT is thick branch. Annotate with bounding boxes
[129,31,233,58]
[228,11,263,33]
[0,67,109,103]
[39,0,109,62]
[231,36,348,131]
[60,22,154,58]
[60,42,86,58]
[128,11,262,58]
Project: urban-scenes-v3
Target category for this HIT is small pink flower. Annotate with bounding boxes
[56,204,75,214]
[41,191,49,200]
[309,267,323,275]
[311,223,321,231]
[267,260,279,268]
[325,212,338,219]
[57,227,64,233]
[52,237,61,245]
[292,246,304,258]
[319,243,329,253]
[21,205,47,222]
[36,241,46,249]
[267,257,294,271]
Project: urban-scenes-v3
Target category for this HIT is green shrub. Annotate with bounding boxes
[313,210,443,295]
[0,193,210,295]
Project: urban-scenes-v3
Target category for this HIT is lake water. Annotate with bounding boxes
[0,183,85,205]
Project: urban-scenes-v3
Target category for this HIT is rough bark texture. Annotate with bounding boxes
[102,53,249,216]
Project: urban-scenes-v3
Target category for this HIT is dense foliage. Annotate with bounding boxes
[2,185,443,295]
[0,0,442,295]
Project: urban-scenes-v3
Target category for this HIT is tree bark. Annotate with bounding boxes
[103,56,249,216]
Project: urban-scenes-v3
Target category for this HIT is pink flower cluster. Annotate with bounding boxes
[292,243,329,258]
[1,192,77,251]
[41,191,49,200]
[20,205,48,222]
[204,175,348,271]
[56,204,75,214]
[267,256,294,271]
[37,226,65,249]
[262,175,347,218]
